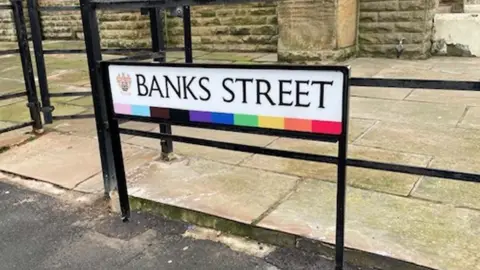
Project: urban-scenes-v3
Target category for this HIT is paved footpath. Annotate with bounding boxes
[0,177,368,270]
[0,41,479,270]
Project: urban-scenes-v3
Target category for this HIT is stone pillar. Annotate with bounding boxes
[277,0,358,63]
[358,0,437,59]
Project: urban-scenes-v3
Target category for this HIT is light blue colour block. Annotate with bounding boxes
[131,105,151,117]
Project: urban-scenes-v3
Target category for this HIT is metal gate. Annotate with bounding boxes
[0,0,42,134]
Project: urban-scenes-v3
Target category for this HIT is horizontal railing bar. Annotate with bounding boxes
[0,49,20,55]
[49,91,91,97]
[43,48,148,54]
[351,77,480,91]
[42,47,183,55]
[52,114,95,120]
[0,4,11,10]
[119,127,480,183]
[116,114,339,142]
[0,121,33,134]
[0,91,26,100]
[347,159,480,184]
[119,127,340,164]
[110,52,166,62]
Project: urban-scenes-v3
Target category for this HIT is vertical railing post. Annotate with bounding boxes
[79,0,116,196]
[182,6,193,63]
[11,0,43,133]
[100,62,130,222]
[149,7,174,160]
[27,0,53,124]
[335,71,350,270]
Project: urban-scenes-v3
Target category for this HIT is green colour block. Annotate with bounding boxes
[234,114,258,127]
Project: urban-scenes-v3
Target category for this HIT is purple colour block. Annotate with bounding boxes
[189,111,212,123]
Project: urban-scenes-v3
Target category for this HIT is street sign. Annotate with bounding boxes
[107,63,349,136]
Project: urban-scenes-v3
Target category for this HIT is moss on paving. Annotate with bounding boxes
[129,196,296,248]
[0,79,25,94]
[41,41,86,50]
[66,96,93,107]
[0,42,17,50]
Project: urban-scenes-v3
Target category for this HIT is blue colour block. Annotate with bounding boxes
[211,112,234,125]
[131,105,151,117]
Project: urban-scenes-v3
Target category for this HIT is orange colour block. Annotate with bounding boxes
[284,118,312,132]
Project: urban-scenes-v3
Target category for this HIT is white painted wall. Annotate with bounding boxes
[434,13,480,56]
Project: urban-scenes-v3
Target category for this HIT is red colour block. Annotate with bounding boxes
[312,120,342,135]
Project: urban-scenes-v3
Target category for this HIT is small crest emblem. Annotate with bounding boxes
[116,73,132,94]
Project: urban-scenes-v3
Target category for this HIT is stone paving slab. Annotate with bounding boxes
[241,138,431,196]
[0,101,33,123]
[406,89,480,106]
[350,86,413,100]
[75,146,160,194]
[373,64,478,81]
[48,118,99,137]
[48,85,92,103]
[128,157,299,224]
[257,179,480,270]
[458,106,480,129]
[355,121,480,158]
[411,156,480,210]
[48,69,90,87]
[48,118,159,141]
[67,96,93,107]
[0,133,141,189]
[0,97,25,107]
[0,133,102,188]
[340,58,393,77]
[350,96,467,127]
[0,78,25,94]
[0,68,23,80]
[0,99,87,123]
[126,126,278,165]
[0,126,33,150]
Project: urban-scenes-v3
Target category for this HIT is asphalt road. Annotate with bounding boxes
[0,180,368,270]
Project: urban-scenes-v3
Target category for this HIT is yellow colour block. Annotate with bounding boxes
[258,116,284,129]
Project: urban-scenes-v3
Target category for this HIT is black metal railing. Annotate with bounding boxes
[0,0,43,134]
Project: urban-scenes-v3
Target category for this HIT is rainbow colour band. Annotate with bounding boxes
[114,103,342,135]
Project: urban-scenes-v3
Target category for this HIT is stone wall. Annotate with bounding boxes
[167,3,278,52]
[39,0,151,48]
[3,0,278,51]
[358,0,437,59]
[277,0,358,63]
[0,0,15,41]
[1,0,442,59]
[39,0,80,40]
[0,0,30,41]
